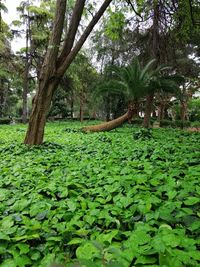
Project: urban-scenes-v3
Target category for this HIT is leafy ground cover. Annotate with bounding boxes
[0,122,200,267]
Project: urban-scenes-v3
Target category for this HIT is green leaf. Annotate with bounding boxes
[0,259,15,267]
[16,243,30,254]
[67,238,83,245]
[0,188,9,201]
[14,255,32,267]
[12,234,40,241]
[67,199,77,211]
[76,242,100,259]
[184,197,200,205]
[0,232,10,240]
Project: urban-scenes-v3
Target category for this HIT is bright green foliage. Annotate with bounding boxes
[104,9,125,41]
[0,122,200,266]
[188,98,200,121]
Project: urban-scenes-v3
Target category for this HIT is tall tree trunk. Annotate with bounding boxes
[70,95,74,119]
[133,98,139,118]
[82,103,135,132]
[79,91,84,122]
[0,79,4,117]
[180,100,187,128]
[22,1,31,123]
[143,1,161,128]
[24,79,59,145]
[143,94,154,128]
[157,101,165,124]
[24,0,112,145]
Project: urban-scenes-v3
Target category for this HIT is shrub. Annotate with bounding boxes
[133,128,153,140]
[0,117,11,124]
[191,121,200,128]
[175,120,191,128]
[160,119,175,127]
[160,120,191,128]
[131,118,143,125]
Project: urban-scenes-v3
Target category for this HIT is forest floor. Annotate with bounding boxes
[0,121,200,267]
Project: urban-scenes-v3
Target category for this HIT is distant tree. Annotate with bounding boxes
[14,0,54,122]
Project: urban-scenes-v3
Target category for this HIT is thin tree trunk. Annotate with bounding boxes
[82,104,135,132]
[70,96,74,119]
[143,94,154,128]
[80,93,84,122]
[158,102,165,123]
[180,100,187,129]
[0,79,4,117]
[22,62,29,123]
[22,0,31,123]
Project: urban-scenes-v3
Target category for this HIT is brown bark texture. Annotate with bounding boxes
[180,101,187,121]
[82,112,130,132]
[82,104,135,132]
[143,94,154,128]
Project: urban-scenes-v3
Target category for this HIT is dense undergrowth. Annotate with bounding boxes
[0,122,200,267]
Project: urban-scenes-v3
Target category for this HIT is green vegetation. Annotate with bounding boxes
[0,122,200,267]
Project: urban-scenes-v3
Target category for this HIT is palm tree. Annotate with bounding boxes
[82,59,155,132]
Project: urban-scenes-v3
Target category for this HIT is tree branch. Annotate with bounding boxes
[39,0,67,81]
[125,0,143,21]
[57,0,113,77]
[58,0,86,64]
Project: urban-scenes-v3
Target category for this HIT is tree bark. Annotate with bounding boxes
[24,78,59,145]
[158,102,165,122]
[82,104,135,132]
[180,100,187,121]
[143,94,154,128]
[56,0,113,76]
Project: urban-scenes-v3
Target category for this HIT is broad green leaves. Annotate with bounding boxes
[0,122,200,266]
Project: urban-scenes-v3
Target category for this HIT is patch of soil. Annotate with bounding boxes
[187,127,200,132]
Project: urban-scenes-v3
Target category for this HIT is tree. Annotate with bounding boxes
[13,0,55,122]
[24,0,113,145]
[67,53,98,122]
[82,59,156,132]
[0,2,16,117]
[0,0,7,33]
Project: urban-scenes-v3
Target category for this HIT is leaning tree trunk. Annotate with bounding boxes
[24,0,112,145]
[143,93,154,128]
[82,104,135,132]
[24,79,59,145]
